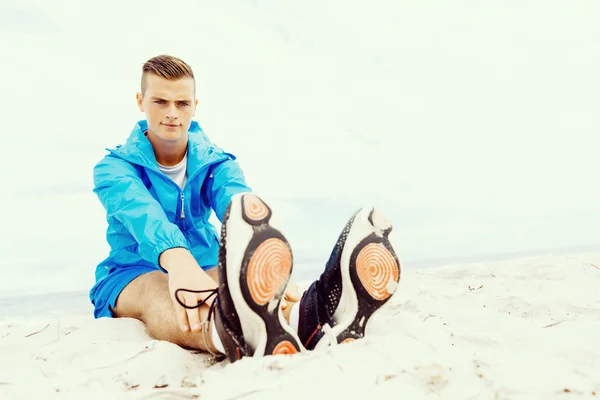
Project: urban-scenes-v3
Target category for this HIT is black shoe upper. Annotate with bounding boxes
[297,210,359,349]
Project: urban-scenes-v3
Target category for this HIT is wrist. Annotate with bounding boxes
[159,247,193,272]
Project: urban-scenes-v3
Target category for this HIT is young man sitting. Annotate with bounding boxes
[90,55,401,361]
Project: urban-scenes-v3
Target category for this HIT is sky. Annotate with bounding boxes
[0,0,599,298]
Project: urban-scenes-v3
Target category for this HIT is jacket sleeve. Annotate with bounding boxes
[205,155,252,221]
[93,155,189,268]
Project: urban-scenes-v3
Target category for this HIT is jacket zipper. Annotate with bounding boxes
[180,192,185,219]
[109,151,228,222]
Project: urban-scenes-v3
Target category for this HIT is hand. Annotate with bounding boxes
[160,248,218,333]
[281,278,301,311]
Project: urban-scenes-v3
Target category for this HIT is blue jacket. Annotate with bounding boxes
[91,120,251,285]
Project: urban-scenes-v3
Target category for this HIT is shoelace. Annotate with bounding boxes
[174,287,220,357]
[321,323,339,347]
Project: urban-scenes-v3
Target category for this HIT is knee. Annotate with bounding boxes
[114,271,169,320]
[140,270,169,292]
[138,272,172,318]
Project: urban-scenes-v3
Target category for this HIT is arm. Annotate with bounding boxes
[95,155,220,333]
[204,155,252,221]
[93,155,190,268]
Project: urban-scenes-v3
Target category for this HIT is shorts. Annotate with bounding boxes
[89,265,157,318]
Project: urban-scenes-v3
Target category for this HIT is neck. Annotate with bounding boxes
[145,132,188,167]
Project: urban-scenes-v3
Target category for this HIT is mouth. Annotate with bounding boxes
[162,123,180,128]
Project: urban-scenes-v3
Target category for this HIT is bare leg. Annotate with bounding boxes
[112,267,298,353]
[112,268,220,352]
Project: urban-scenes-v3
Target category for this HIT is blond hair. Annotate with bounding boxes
[141,55,195,94]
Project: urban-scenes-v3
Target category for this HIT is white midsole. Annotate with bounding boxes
[224,194,267,355]
[223,193,302,356]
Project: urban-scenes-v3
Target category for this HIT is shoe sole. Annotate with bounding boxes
[329,207,401,344]
[221,193,303,357]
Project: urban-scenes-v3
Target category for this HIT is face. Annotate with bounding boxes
[136,74,198,145]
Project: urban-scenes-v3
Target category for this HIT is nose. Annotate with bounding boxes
[166,104,178,120]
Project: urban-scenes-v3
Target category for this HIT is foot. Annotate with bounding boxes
[213,193,304,362]
[297,207,400,350]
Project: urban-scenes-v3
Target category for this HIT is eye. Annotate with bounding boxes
[177,101,190,107]
[154,100,166,104]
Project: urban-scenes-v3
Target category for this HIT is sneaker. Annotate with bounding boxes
[297,207,401,350]
[213,193,304,362]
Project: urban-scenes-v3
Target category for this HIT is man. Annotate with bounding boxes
[90,55,401,362]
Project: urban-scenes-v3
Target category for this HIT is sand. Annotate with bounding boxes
[1,252,599,400]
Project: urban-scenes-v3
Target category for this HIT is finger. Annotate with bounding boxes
[172,295,190,332]
[186,295,203,333]
[281,299,288,310]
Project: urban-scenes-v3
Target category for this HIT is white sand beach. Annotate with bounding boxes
[1,252,598,400]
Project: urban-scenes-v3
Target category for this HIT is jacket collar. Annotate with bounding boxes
[109,120,227,176]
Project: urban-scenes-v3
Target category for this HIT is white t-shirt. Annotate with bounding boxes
[157,154,188,189]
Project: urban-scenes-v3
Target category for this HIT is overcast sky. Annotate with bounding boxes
[1,0,598,295]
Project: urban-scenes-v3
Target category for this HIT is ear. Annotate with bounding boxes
[192,98,199,116]
[136,92,144,112]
